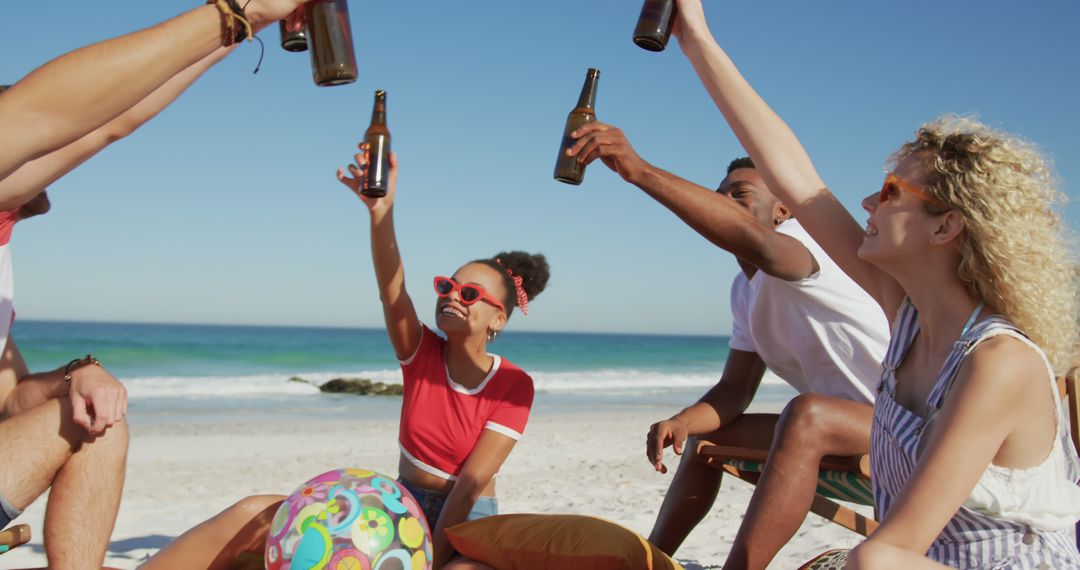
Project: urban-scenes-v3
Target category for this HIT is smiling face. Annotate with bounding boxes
[434,262,509,341]
[857,154,950,265]
[717,168,787,227]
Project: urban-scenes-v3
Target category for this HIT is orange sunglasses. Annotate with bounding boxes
[879,174,947,209]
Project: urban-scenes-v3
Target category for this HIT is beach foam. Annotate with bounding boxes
[119,368,787,400]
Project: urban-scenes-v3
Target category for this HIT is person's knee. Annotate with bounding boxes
[846,541,903,569]
[84,416,130,466]
[774,394,831,450]
[100,417,129,450]
[229,494,286,522]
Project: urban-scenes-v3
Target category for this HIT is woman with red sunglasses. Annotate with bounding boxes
[657,1,1080,568]
[336,145,550,569]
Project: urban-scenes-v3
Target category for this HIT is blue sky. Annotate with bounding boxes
[2,1,1077,335]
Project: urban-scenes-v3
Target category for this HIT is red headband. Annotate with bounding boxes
[496,258,529,315]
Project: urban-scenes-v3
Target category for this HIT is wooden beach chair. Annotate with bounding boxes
[0,523,31,555]
[696,441,878,537]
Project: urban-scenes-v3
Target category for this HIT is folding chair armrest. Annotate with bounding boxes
[696,441,871,479]
[0,524,31,554]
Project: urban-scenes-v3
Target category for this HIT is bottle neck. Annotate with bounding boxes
[370,93,387,125]
[576,75,598,110]
[370,105,386,125]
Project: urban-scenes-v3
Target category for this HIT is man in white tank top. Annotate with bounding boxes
[567,122,890,569]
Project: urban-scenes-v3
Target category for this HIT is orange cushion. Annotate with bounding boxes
[445,514,684,570]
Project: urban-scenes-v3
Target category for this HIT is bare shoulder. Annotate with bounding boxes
[954,334,1047,399]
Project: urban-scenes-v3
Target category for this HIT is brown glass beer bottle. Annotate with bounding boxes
[305,0,358,86]
[362,90,391,198]
[553,68,600,186]
[279,19,308,52]
[633,0,677,52]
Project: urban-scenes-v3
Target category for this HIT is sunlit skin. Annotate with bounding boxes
[339,144,528,569]
[717,168,789,227]
[433,263,508,343]
[716,167,792,279]
[857,155,951,267]
[667,1,1072,565]
[400,262,509,495]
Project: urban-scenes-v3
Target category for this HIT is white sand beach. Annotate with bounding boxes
[4,403,866,569]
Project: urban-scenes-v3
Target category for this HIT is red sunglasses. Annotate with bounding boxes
[879,174,947,209]
[433,276,506,312]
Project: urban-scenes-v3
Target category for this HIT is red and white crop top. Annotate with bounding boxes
[398,325,535,481]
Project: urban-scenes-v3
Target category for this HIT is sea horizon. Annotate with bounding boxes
[10,319,795,426]
[16,317,730,340]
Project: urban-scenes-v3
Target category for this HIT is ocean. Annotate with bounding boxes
[12,320,795,426]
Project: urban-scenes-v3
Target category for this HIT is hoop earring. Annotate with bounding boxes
[487,330,499,342]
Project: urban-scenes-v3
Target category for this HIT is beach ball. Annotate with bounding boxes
[265,468,433,570]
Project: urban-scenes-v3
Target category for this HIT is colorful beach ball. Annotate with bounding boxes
[265,468,432,570]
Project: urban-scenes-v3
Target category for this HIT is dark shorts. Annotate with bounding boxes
[397,478,498,529]
[0,490,21,528]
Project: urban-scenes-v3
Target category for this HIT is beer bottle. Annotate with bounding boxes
[553,68,600,186]
[279,19,308,52]
[633,0,677,52]
[362,90,391,198]
[305,0,358,86]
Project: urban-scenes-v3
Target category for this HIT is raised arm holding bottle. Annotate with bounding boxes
[0,0,311,207]
[338,144,550,569]
[565,115,888,568]
[670,1,1080,567]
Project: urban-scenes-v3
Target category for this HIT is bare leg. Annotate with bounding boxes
[0,397,129,570]
[648,414,779,555]
[139,494,285,570]
[723,395,872,570]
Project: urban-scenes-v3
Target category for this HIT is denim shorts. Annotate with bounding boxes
[397,478,498,529]
[0,491,21,529]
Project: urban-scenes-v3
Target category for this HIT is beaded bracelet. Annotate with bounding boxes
[207,0,253,47]
[64,354,103,383]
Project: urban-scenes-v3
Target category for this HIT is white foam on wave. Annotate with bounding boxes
[121,369,404,399]
[120,367,786,399]
[530,368,786,392]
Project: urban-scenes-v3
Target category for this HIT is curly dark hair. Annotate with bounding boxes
[471,251,550,318]
[726,156,755,174]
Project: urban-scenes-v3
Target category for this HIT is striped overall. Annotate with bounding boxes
[871,300,1080,568]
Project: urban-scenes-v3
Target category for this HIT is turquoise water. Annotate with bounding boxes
[12,320,794,424]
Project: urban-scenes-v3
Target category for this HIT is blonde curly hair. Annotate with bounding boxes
[891,115,1079,373]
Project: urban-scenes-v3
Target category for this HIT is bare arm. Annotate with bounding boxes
[646,348,766,472]
[0,0,309,200]
[672,0,905,316]
[0,47,234,207]
[863,337,1045,554]
[0,338,127,435]
[569,122,816,281]
[431,431,516,569]
[338,151,422,360]
[0,338,34,414]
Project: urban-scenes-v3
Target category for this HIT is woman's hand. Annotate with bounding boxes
[337,143,398,218]
[672,0,710,47]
